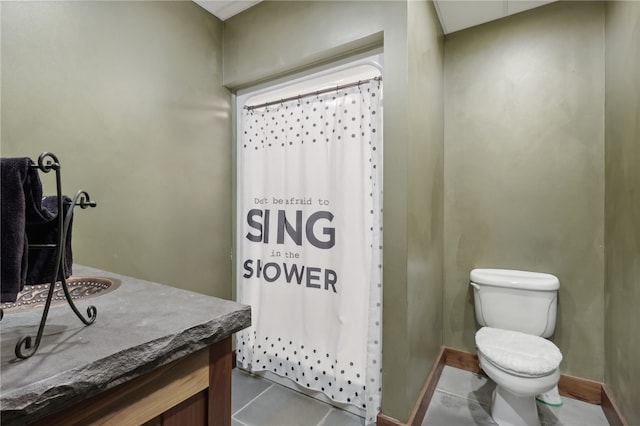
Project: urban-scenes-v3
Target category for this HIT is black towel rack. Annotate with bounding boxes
[0,152,97,360]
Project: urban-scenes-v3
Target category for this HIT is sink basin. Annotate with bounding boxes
[0,277,119,314]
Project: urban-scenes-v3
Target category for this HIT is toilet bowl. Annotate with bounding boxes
[470,269,563,426]
[476,327,562,426]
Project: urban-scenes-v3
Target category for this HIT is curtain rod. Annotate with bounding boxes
[244,76,382,111]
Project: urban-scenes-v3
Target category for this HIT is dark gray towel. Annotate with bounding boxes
[25,195,73,285]
[1,157,40,302]
[1,158,74,301]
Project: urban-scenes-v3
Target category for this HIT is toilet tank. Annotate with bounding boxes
[470,268,559,338]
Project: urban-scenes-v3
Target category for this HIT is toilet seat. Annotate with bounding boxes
[476,327,562,378]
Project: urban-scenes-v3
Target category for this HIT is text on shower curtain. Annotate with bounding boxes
[242,200,338,293]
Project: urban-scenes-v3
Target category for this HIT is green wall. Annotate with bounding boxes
[406,0,445,402]
[1,1,232,298]
[604,1,640,423]
[224,1,444,422]
[443,1,606,380]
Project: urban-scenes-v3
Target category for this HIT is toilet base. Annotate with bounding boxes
[491,386,541,426]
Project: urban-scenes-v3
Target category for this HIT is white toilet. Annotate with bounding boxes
[470,268,563,426]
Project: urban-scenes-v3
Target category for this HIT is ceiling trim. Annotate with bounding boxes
[193,1,262,21]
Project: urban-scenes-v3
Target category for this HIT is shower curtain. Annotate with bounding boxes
[236,78,382,423]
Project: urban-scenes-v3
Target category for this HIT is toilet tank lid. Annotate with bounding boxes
[470,268,559,290]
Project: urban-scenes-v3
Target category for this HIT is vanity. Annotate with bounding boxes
[0,265,251,425]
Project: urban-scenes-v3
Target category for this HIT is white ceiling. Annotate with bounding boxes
[433,0,556,34]
[193,0,261,21]
[194,0,556,34]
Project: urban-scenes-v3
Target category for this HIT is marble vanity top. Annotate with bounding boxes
[0,265,250,425]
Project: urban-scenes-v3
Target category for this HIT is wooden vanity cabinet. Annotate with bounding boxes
[30,337,232,426]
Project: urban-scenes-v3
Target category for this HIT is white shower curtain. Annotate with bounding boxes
[236,78,382,423]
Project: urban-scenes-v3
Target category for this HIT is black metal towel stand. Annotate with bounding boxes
[0,152,98,360]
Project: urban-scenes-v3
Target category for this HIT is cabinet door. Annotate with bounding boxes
[162,391,207,426]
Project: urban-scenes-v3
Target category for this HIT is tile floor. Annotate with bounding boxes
[231,368,366,426]
[423,366,610,426]
[231,366,610,426]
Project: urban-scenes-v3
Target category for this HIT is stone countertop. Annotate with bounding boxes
[0,265,251,425]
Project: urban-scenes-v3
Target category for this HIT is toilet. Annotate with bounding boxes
[470,268,563,426]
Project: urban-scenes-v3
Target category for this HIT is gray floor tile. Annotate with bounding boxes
[423,390,497,426]
[436,366,495,406]
[232,369,274,414]
[319,408,365,426]
[234,382,332,426]
[537,397,609,426]
[437,367,610,426]
[231,366,610,426]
